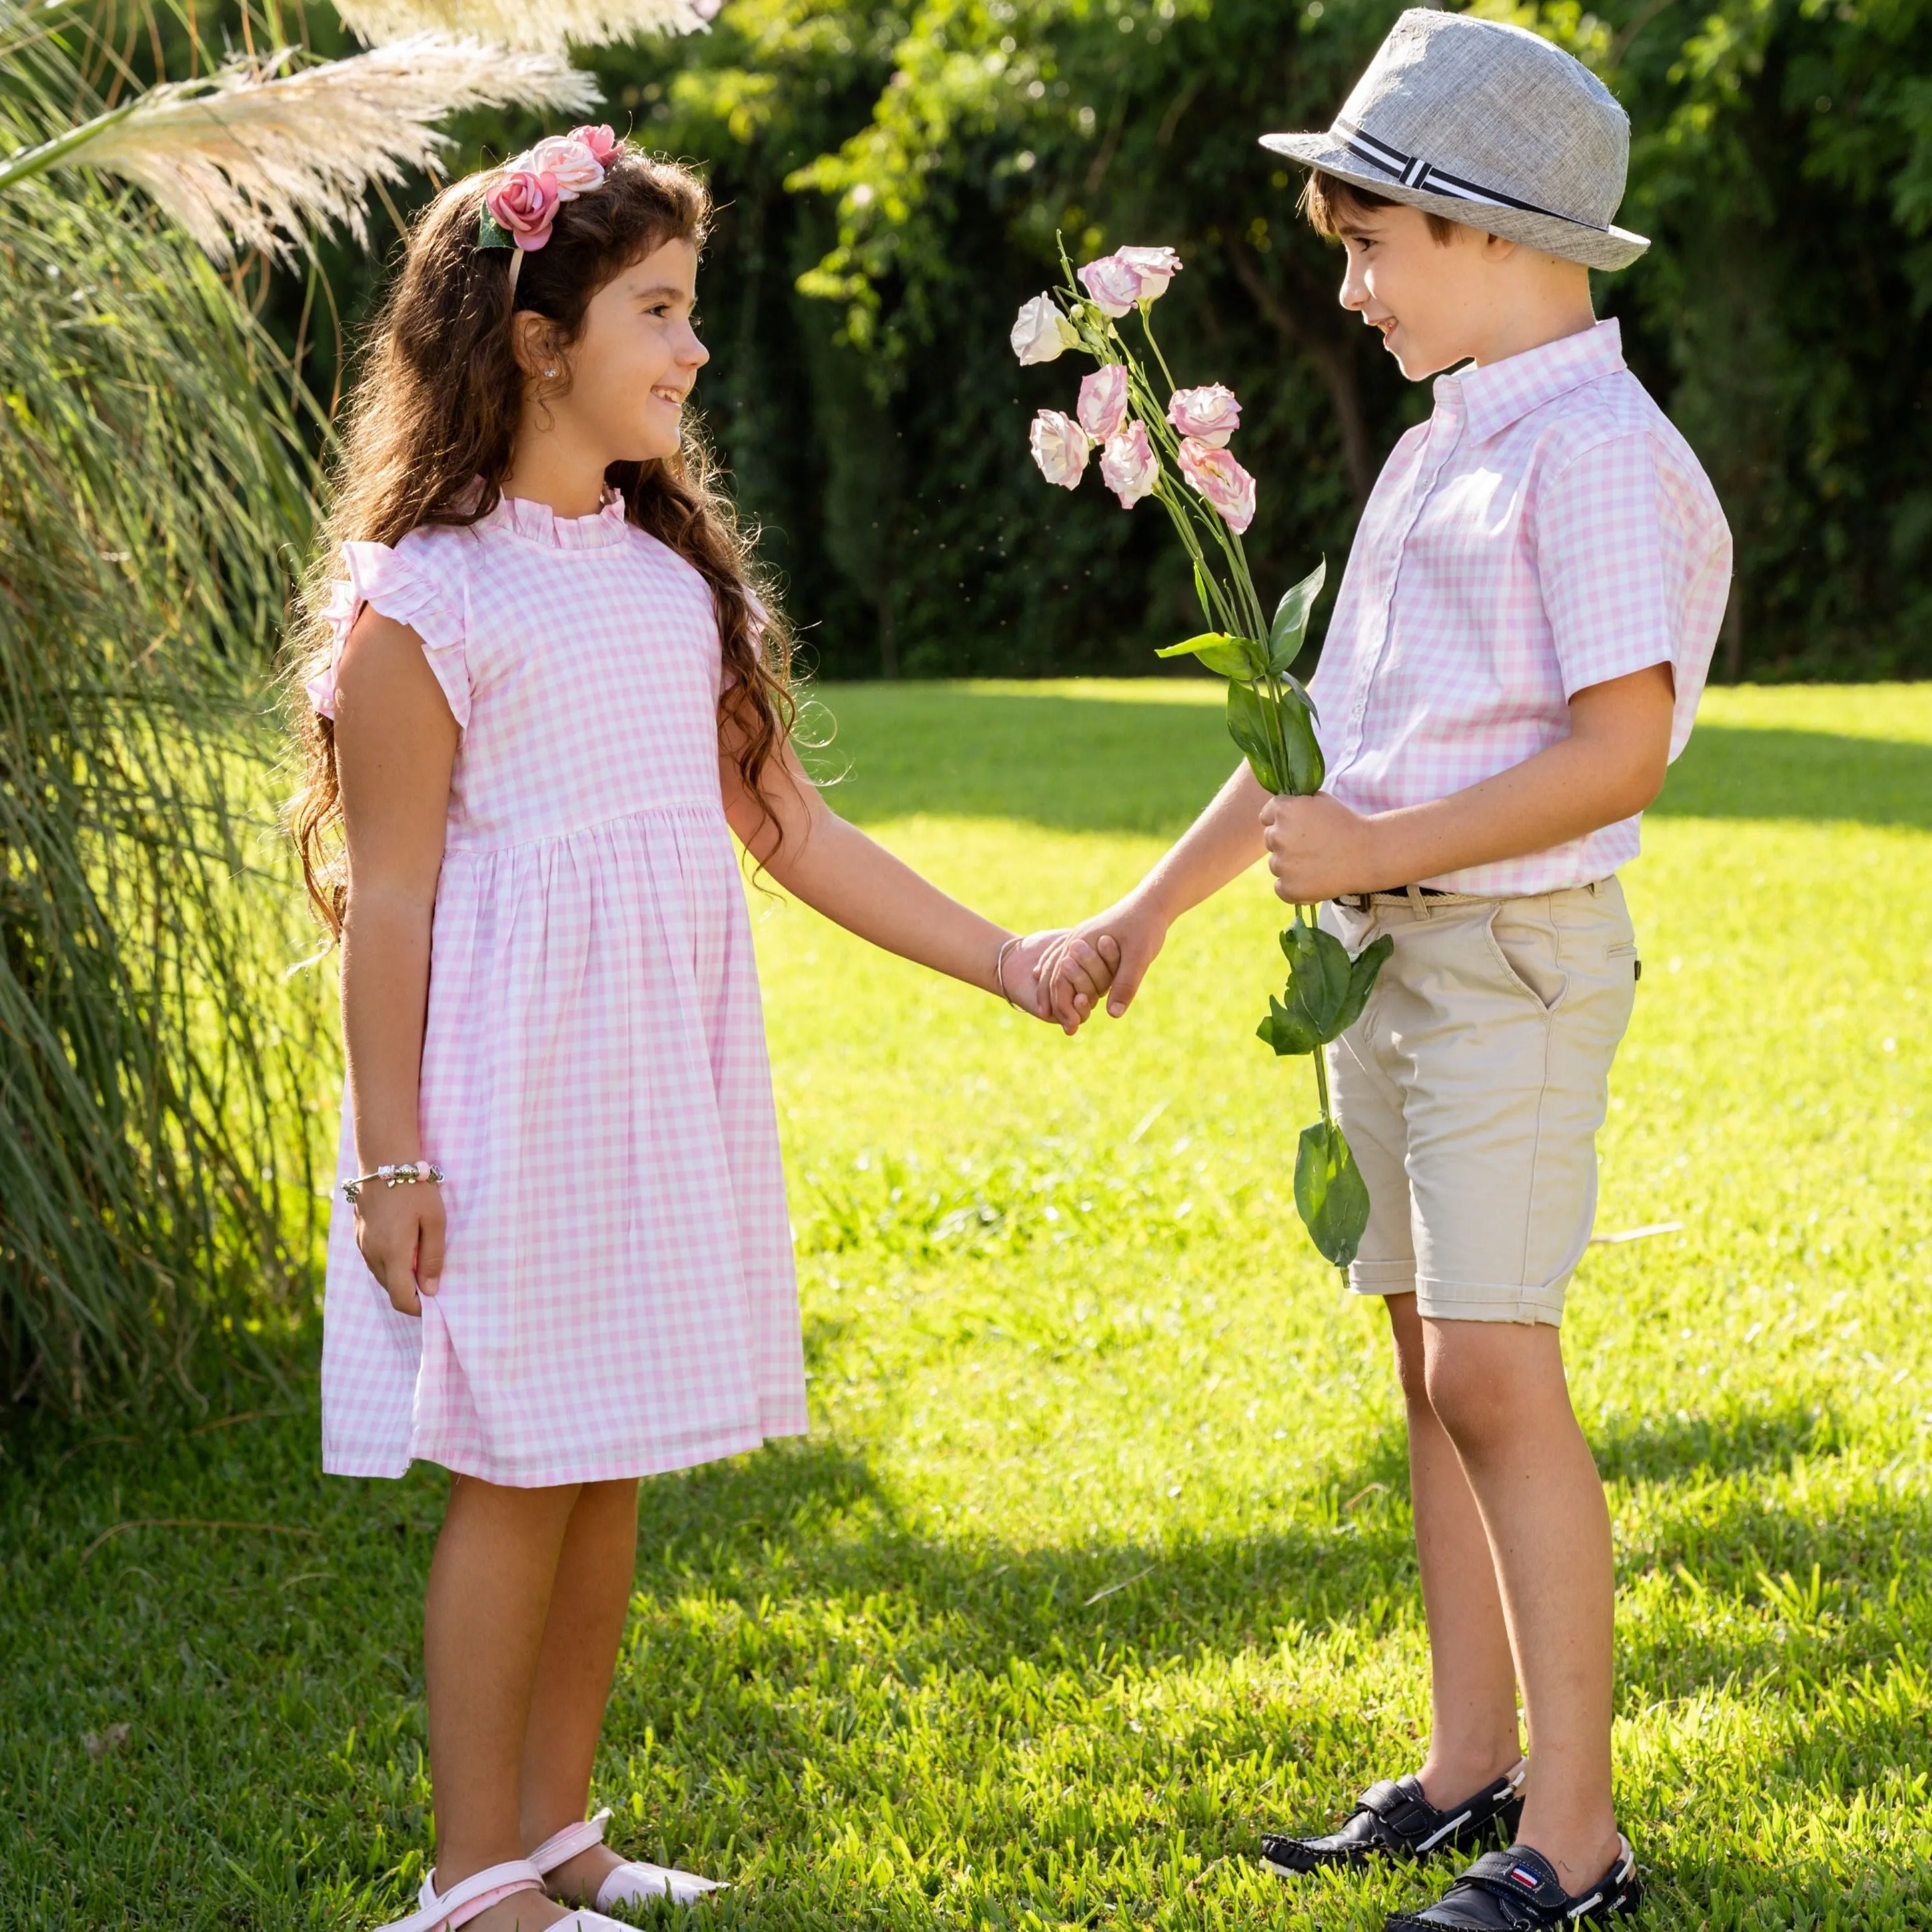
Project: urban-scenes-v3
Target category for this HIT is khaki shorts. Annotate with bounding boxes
[1322,878,1640,1327]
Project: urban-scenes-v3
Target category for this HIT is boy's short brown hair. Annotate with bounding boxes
[1299,170,1458,245]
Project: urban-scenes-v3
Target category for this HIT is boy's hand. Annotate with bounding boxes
[1042,896,1167,1024]
[1261,793,1387,903]
[1003,928,1115,1034]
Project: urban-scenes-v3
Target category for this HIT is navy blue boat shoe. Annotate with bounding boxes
[1259,1759,1527,1875]
[1384,1835,1642,1929]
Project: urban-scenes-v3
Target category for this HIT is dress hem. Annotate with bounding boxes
[321,1419,808,1487]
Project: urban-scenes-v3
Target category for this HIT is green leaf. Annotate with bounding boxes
[1224,679,1284,792]
[1272,681,1326,797]
[1155,631,1266,679]
[1334,931,1394,1038]
[1256,992,1322,1058]
[478,210,513,250]
[1192,561,1214,629]
[1277,912,1354,1041]
[1267,558,1327,672]
[1295,1117,1372,1267]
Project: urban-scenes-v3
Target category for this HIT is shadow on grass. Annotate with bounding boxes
[807,684,1932,836]
[11,1399,1932,1925]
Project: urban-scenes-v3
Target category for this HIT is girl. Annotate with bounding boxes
[290,131,1106,1932]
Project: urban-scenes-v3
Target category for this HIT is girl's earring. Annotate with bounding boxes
[543,366,557,378]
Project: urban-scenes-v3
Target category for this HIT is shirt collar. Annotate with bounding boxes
[1433,318,1625,446]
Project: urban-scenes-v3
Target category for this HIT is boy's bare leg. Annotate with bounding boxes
[424,1473,579,1929]
[520,1476,643,1903]
[1423,1317,1620,1891]
[1385,1293,1522,1799]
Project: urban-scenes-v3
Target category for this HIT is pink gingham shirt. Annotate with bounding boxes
[1309,318,1731,896]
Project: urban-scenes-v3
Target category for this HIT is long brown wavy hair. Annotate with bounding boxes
[286,149,795,935]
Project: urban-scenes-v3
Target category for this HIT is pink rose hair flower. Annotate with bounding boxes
[486,166,563,251]
[1077,364,1130,443]
[1100,422,1159,509]
[1177,437,1257,535]
[525,133,607,199]
[1167,383,1241,448]
[569,124,621,165]
[1030,409,1090,489]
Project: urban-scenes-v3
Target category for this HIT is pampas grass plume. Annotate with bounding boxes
[334,0,713,54]
[71,35,601,260]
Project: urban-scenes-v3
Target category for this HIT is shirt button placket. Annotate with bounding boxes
[1347,402,1462,766]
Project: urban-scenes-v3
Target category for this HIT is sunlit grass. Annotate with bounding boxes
[3,685,1927,1928]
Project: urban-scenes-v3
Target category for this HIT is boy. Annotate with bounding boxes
[1043,12,1729,1927]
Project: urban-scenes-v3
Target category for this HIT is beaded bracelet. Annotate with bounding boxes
[342,1161,445,1203]
[996,934,1031,1014]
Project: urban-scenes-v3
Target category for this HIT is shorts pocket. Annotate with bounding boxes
[1484,906,1568,1012]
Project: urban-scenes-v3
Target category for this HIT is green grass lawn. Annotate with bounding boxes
[4,683,1929,1930]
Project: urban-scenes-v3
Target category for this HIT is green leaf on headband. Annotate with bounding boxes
[1267,557,1327,672]
[1155,631,1265,679]
[478,210,513,250]
[1295,1117,1371,1267]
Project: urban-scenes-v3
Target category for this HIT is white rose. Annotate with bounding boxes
[1010,293,1078,365]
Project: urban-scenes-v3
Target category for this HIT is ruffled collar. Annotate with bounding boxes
[481,484,631,551]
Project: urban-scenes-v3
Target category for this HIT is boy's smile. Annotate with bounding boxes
[1334,201,1598,378]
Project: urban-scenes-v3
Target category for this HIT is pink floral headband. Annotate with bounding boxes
[478,125,624,292]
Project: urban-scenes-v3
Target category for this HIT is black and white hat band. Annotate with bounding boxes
[1333,119,1607,234]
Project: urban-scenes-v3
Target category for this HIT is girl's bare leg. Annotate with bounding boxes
[1387,1293,1524,1801]
[424,1474,581,1929]
[519,1477,643,1903]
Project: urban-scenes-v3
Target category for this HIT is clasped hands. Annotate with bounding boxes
[1015,792,1381,1032]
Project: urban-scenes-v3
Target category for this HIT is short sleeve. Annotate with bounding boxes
[1534,431,1677,704]
[305,537,471,731]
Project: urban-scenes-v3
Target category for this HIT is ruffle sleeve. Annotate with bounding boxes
[305,538,472,731]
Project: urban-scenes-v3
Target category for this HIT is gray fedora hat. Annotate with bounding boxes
[1260,9,1648,272]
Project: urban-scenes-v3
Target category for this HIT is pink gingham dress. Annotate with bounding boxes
[307,489,808,1486]
[1311,318,1731,896]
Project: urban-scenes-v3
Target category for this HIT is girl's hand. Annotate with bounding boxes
[1042,895,1169,1026]
[1004,929,1118,1034]
[353,1183,446,1317]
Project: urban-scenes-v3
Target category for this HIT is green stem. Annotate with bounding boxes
[1303,905,1333,1125]
[1137,304,1182,400]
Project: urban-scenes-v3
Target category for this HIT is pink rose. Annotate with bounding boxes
[569,124,621,164]
[485,167,563,250]
[524,134,605,199]
[1116,244,1181,300]
[1167,383,1241,448]
[1077,364,1130,443]
[1100,422,1159,509]
[1030,409,1090,489]
[1177,437,1257,534]
[1078,253,1143,318]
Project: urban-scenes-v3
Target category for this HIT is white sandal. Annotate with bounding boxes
[529,1807,726,1909]
[378,1855,634,1932]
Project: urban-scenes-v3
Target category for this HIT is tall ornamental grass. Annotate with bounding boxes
[0,1,605,1413]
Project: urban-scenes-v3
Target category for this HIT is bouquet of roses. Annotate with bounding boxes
[1012,240,1391,1269]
